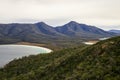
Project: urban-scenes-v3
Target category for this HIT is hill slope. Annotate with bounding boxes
[55,21,114,38]
[0,22,65,41]
[109,30,120,34]
[0,36,120,80]
[0,21,115,44]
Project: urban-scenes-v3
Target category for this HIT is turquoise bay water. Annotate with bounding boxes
[0,45,52,67]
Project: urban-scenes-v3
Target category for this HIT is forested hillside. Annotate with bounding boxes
[0,36,120,80]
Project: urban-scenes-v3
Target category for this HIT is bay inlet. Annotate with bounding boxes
[0,45,52,67]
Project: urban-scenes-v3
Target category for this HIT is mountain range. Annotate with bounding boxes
[0,21,118,45]
[55,21,114,38]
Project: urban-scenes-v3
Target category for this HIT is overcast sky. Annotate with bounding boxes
[0,0,120,30]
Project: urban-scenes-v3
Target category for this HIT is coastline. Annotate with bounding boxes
[15,42,55,51]
[0,43,53,53]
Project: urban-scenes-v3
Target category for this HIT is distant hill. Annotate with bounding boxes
[35,22,65,36]
[0,22,66,45]
[108,30,120,34]
[0,21,116,47]
[0,22,64,39]
[55,21,114,38]
[0,36,120,80]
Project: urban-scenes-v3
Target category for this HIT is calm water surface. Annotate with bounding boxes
[0,45,52,67]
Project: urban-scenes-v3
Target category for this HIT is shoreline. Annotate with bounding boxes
[15,42,55,51]
[0,44,53,53]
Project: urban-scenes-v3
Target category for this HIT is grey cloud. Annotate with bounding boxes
[0,0,120,30]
